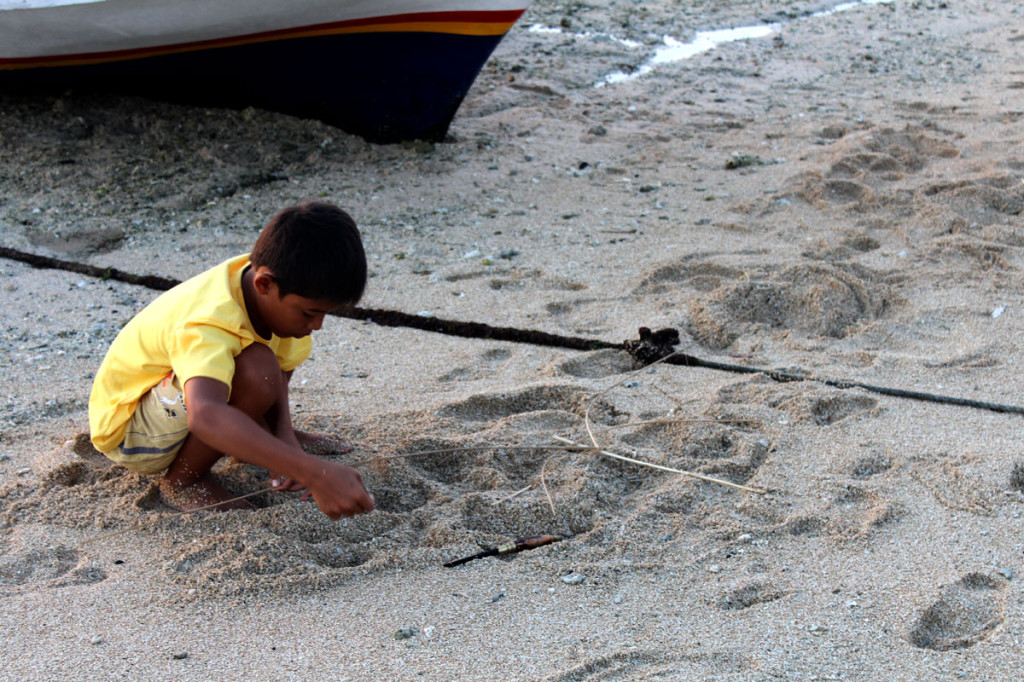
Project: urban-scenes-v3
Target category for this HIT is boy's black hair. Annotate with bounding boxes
[250,201,367,304]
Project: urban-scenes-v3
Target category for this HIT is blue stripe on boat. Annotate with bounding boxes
[0,31,506,142]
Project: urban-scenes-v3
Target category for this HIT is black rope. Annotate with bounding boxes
[0,246,613,352]
[3,244,1022,416]
[337,306,616,352]
[0,246,180,291]
[660,353,1024,415]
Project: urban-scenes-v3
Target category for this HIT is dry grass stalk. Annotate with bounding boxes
[495,485,533,504]
[552,435,766,495]
[575,350,766,495]
[582,350,687,452]
[356,444,589,465]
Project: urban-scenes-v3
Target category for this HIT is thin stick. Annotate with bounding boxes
[76,518,151,549]
[552,435,766,495]
[352,444,597,466]
[77,484,279,549]
[583,350,686,451]
[649,381,688,408]
[494,485,532,504]
[596,418,762,433]
[172,484,278,513]
[352,447,479,465]
[539,454,561,520]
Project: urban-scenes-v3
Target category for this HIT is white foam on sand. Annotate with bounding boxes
[528,0,897,87]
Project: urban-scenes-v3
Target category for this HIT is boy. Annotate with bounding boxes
[88,201,374,519]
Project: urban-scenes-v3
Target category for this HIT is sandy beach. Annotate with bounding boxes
[2,0,1024,678]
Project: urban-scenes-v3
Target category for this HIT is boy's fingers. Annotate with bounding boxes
[339,492,373,517]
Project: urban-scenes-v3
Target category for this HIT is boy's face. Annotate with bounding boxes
[252,268,340,338]
[266,291,338,339]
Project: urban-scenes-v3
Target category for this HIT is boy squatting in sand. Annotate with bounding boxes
[88,201,375,518]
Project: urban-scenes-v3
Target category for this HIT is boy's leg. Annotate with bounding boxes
[282,371,353,455]
[160,343,284,511]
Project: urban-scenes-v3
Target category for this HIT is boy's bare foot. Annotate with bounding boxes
[295,430,354,455]
[159,474,255,512]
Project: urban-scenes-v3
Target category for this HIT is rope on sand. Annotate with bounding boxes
[3,245,1023,416]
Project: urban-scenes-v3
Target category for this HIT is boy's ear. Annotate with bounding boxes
[252,269,278,296]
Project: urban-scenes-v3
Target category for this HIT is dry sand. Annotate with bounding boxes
[2,0,1024,678]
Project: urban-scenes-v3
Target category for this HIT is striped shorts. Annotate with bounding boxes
[107,374,190,474]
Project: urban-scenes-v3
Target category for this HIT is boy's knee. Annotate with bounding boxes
[231,343,283,409]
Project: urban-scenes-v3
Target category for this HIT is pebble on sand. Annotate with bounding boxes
[394,627,420,641]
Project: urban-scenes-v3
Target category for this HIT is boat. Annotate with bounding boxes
[0,0,531,142]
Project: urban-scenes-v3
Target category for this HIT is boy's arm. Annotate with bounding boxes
[183,376,373,518]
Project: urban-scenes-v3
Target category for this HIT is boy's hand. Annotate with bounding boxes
[270,473,306,492]
[305,461,374,519]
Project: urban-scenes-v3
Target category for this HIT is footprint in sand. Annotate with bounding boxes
[923,176,1024,228]
[437,384,587,421]
[632,255,746,295]
[437,347,513,382]
[542,648,753,681]
[0,546,106,591]
[686,263,889,350]
[909,572,1009,651]
[718,578,787,610]
[788,391,879,427]
[558,349,635,379]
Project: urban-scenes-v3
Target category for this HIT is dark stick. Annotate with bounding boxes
[443,547,501,568]
[443,534,562,568]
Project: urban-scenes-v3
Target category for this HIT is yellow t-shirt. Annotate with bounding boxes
[88,253,312,453]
